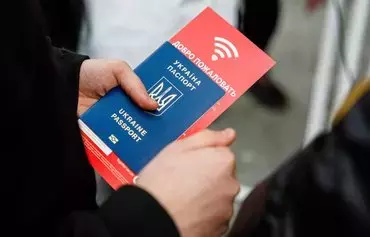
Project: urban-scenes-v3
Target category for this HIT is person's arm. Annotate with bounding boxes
[50,45,89,90]
[60,186,180,237]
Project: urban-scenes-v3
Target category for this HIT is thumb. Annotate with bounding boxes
[177,129,236,151]
[114,61,158,110]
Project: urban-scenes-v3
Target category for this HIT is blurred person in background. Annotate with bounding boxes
[39,0,84,51]
[238,0,288,110]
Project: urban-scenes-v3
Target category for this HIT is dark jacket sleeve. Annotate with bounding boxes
[60,186,180,237]
[51,45,89,87]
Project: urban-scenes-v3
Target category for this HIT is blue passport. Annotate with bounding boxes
[80,42,225,185]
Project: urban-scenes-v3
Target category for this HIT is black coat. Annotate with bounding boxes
[1,1,178,237]
[229,81,370,237]
[39,0,84,50]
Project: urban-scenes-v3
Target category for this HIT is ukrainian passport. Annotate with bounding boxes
[79,7,275,189]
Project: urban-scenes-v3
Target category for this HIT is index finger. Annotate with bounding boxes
[176,129,236,151]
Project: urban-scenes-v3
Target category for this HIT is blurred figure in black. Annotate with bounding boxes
[39,0,85,51]
[238,0,288,110]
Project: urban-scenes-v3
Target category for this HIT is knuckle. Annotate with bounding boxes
[219,224,230,236]
[218,148,235,163]
[224,179,240,196]
[117,60,130,68]
[227,150,236,162]
[212,148,236,176]
[227,152,236,169]
[113,60,130,73]
[198,129,214,140]
[189,129,215,146]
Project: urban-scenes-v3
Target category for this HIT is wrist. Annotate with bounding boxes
[99,185,180,237]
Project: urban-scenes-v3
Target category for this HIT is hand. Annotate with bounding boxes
[137,129,240,237]
[78,59,157,116]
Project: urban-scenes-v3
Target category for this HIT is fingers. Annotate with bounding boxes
[185,146,237,177]
[193,147,239,236]
[213,147,237,178]
[175,129,236,152]
[113,61,158,110]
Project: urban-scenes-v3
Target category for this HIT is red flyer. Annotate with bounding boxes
[170,7,275,139]
[79,7,275,189]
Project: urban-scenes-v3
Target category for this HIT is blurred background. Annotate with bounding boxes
[41,0,370,203]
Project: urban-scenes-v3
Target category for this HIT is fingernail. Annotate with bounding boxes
[141,92,157,108]
[147,96,158,107]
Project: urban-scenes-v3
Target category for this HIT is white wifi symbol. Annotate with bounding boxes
[212,37,239,61]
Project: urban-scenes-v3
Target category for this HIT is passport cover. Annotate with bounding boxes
[79,7,275,189]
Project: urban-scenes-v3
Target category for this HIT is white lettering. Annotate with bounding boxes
[230,89,237,97]
[178,44,184,50]
[198,61,205,68]
[112,110,148,142]
[193,58,201,64]
[181,47,188,54]
[172,41,181,47]
[203,65,210,73]
[176,63,183,70]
